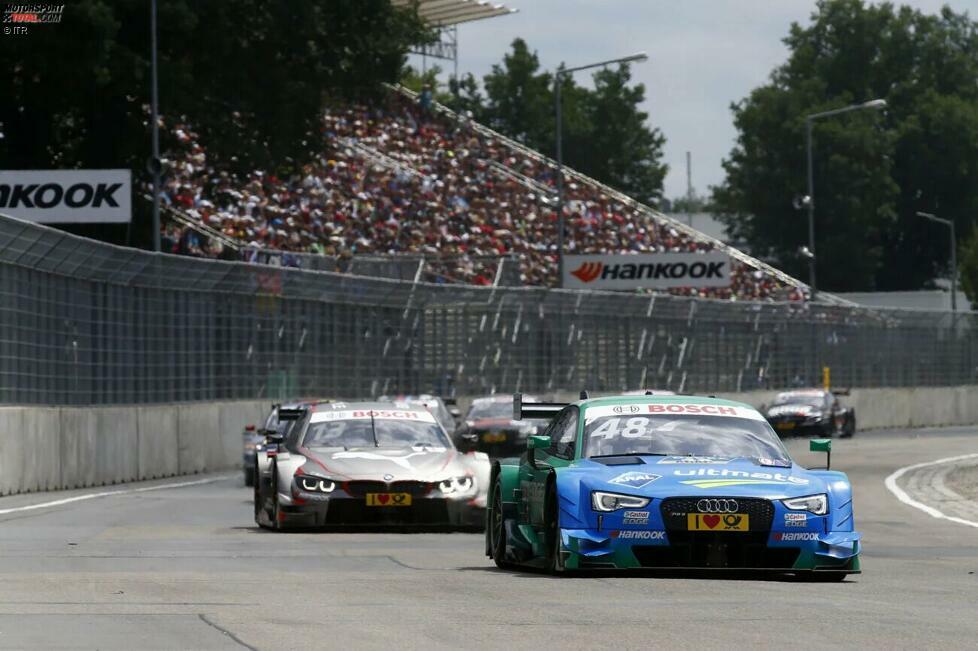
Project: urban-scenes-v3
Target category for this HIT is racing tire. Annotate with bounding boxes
[254,463,270,529]
[545,483,565,575]
[244,467,255,487]
[841,414,856,438]
[489,482,514,569]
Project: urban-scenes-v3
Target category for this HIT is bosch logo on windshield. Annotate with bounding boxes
[697,498,739,513]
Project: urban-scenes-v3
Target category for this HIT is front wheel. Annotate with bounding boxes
[545,484,564,574]
[489,482,512,569]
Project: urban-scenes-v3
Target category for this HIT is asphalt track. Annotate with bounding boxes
[0,427,976,650]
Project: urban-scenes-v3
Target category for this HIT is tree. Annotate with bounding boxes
[573,65,667,205]
[477,39,667,204]
[481,38,554,149]
[713,0,978,292]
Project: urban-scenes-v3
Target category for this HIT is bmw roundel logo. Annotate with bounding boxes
[383,474,394,481]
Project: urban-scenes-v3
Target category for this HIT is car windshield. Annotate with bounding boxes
[467,401,513,420]
[302,417,450,449]
[771,393,827,408]
[584,413,790,462]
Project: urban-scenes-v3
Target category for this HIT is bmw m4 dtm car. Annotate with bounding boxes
[486,393,860,579]
[254,401,489,530]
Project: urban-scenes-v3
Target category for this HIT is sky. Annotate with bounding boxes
[409,0,978,201]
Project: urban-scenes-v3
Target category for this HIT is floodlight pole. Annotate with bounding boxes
[917,211,958,312]
[150,0,161,252]
[804,99,886,301]
[555,52,649,288]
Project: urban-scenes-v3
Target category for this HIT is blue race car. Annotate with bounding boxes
[486,393,860,580]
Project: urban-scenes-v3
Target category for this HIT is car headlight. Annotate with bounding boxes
[782,493,827,515]
[591,491,651,512]
[438,475,477,495]
[298,476,337,493]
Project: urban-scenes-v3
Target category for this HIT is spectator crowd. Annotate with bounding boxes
[157,89,805,301]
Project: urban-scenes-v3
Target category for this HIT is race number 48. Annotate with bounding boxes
[590,417,651,439]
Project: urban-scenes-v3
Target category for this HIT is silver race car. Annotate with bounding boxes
[254,401,489,530]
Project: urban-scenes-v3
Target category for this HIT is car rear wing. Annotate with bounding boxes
[513,393,565,421]
[277,406,307,421]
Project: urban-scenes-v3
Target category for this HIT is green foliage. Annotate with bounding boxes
[960,224,978,307]
[0,0,429,175]
[449,38,667,204]
[713,0,978,292]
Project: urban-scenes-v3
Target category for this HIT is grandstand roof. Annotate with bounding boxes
[392,0,517,26]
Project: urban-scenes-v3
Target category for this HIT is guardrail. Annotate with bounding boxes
[0,212,974,405]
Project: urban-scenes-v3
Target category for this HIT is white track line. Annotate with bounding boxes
[0,474,232,516]
[884,454,978,529]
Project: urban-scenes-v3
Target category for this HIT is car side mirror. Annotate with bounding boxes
[449,407,461,420]
[810,438,831,470]
[265,431,285,444]
[527,434,550,467]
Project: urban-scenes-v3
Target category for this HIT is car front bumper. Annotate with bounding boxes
[276,493,485,530]
[557,527,860,572]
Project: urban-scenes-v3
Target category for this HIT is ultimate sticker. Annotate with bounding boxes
[608,472,662,489]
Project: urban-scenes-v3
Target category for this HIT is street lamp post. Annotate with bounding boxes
[804,99,886,300]
[916,211,958,312]
[555,52,648,288]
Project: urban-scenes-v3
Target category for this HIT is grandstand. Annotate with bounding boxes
[158,2,816,303]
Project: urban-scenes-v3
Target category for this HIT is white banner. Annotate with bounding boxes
[563,251,731,290]
[0,169,131,224]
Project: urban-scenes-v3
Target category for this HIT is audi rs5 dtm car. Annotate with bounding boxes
[254,401,489,530]
[763,389,855,438]
[486,393,861,579]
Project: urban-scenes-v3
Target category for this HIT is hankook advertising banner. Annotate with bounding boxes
[563,251,732,290]
[0,169,132,223]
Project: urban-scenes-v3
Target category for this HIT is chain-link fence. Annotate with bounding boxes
[0,213,974,405]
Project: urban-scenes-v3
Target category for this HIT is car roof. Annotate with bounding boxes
[308,400,430,414]
[578,394,758,412]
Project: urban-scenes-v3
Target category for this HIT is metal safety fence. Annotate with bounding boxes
[0,214,974,405]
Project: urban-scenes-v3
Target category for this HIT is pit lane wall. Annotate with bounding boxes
[0,401,269,496]
[2,386,978,496]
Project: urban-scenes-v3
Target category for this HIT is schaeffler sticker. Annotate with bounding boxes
[608,472,662,489]
[784,513,808,527]
[622,510,650,525]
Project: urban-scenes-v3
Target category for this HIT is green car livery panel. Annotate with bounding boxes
[486,394,860,578]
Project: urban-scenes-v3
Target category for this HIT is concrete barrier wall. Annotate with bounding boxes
[0,400,270,497]
[0,388,976,498]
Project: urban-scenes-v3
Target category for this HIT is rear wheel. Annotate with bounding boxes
[244,466,255,487]
[842,414,856,438]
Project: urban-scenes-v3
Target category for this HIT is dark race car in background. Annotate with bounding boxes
[378,394,460,434]
[763,389,855,438]
[242,403,309,486]
[454,395,550,458]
